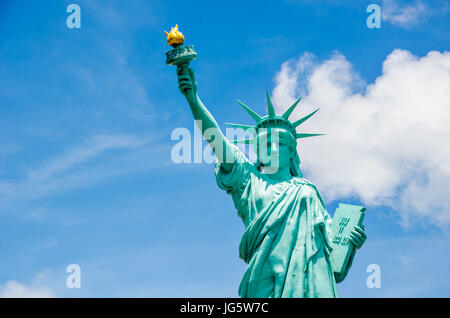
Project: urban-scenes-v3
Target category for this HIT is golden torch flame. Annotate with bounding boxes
[164,24,185,47]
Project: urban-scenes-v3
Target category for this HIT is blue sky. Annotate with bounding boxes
[0,0,449,297]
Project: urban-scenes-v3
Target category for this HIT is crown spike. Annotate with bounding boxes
[293,108,320,127]
[282,96,302,119]
[266,91,276,117]
[225,123,256,135]
[236,99,262,122]
[296,133,325,139]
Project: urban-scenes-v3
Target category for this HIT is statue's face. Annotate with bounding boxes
[258,130,293,174]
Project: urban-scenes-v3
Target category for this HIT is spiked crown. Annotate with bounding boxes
[226,91,323,145]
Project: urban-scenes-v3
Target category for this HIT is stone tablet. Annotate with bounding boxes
[330,203,366,276]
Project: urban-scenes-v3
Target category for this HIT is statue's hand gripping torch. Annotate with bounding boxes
[164,25,198,103]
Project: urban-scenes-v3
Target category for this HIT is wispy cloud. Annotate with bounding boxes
[0,270,55,298]
[382,0,428,28]
[0,1,173,206]
[354,233,450,297]
[26,135,147,181]
[0,281,54,298]
[0,134,170,204]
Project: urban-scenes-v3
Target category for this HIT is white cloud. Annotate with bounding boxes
[0,280,54,298]
[382,0,428,28]
[272,49,450,227]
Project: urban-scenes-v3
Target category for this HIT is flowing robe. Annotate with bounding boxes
[214,145,338,298]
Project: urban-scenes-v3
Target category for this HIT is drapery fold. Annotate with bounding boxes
[214,145,337,298]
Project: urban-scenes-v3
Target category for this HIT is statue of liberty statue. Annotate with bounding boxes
[166,25,366,298]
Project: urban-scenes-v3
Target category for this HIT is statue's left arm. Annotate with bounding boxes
[334,224,367,283]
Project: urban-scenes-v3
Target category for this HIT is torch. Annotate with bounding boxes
[164,24,198,66]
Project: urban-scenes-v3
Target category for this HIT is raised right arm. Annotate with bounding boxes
[177,65,233,172]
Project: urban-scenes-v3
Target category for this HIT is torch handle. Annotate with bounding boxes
[176,63,197,103]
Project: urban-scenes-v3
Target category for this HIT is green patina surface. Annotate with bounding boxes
[166,32,367,297]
